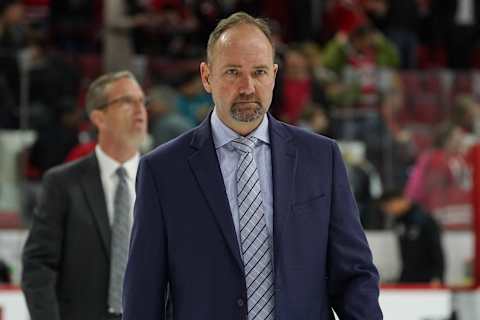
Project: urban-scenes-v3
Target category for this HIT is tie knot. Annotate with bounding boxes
[116,166,128,180]
[231,136,257,154]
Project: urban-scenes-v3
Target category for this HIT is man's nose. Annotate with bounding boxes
[238,74,255,95]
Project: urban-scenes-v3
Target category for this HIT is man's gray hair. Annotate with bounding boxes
[85,71,137,114]
[206,11,274,64]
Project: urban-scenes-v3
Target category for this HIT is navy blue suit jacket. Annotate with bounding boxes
[123,113,382,320]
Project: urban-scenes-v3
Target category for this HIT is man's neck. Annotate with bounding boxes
[98,139,138,164]
[221,115,264,137]
[233,123,261,136]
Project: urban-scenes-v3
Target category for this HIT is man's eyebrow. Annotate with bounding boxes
[222,64,242,69]
[221,64,271,69]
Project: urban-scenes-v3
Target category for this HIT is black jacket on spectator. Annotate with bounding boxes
[387,0,420,32]
[0,260,11,284]
[394,204,445,283]
[431,0,480,68]
[0,53,20,128]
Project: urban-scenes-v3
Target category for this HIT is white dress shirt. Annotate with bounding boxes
[95,145,140,226]
[456,0,475,25]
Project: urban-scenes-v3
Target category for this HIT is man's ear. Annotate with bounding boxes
[271,63,279,90]
[273,63,279,79]
[89,110,104,130]
[200,62,212,93]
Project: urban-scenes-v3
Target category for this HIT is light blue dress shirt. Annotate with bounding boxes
[210,109,273,249]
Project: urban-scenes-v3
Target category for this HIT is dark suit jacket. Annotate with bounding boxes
[22,153,112,320]
[124,114,382,319]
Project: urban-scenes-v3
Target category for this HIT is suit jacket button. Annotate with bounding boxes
[237,299,244,307]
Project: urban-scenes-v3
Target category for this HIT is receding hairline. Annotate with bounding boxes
[85,71,138,115]
[206,12,275,65]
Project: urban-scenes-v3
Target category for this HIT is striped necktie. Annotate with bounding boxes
[232,136,274,320]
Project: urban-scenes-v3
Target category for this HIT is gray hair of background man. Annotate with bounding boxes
[85,70,138,115]
[206,11,275,64]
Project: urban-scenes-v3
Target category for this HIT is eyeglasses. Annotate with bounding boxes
[96,95,150,110]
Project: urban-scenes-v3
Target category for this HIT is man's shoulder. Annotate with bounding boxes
[274,119,336,149]
[43,153,95,182]
[143,126,198,162]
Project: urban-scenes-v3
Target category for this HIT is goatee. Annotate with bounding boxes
[230,102,264,122]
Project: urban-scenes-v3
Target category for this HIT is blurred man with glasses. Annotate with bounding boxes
[22,71,147,320]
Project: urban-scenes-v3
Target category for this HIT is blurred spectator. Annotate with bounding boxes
[322,24,399,74]
[322,0,367,38]
[300,42,323,73]
[22,71,148,320]
[415,0,449,68]
[267,19,288,116]
[362,0,388,32]
[0,0,27,54]
[23,31,81,130]
[0,259,11,284]
[261,0,295,41]
[234,0,313,42]
[0,0,25,127]
[49,0,100,52]
[381,77,409,140]
[451,95,480,146]
[405,123,473,229]
[379,189,445,285]
[64,140,97,162]
[145,0,198,57]
[190,0,224,50]
[385,0,421,69]
[275,43,328,124]
[322,25,399,108]
[19,31,82,177]
[124,0,150,54]
[148,85,192,147]
[0,64,18,128]
[277,47,327,124]
[298,102,333,138]
[233,0,262,17]
[103,0,153,72]
[431,0,480,69]
[380,76,418,187]
[322,26,399,182]
[287,0,315,41]
[174,71,212,125]
[62,121,99,164]
[340,141,384,229]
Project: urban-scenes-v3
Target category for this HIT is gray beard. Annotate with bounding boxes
[230,103,265,122]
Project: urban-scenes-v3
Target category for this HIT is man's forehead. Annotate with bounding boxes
[218,24,270,47]
[110,77,139,89]
[107,78,142,95]
[210,28,274,65]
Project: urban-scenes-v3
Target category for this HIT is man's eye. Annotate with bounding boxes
[226,69,238,76]
[122,97,135,104]
[255,69,267,76]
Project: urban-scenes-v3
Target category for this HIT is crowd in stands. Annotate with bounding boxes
[1,0,480,236]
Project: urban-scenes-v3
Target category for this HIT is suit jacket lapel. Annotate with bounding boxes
[268,114,297,256]
[187,116,244,272]
[81,153,111,258]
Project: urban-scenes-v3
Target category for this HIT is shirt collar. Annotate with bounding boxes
[210,108,270,150]
[95,145,140,180]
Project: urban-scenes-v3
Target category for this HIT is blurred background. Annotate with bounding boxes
[1,0,480,319]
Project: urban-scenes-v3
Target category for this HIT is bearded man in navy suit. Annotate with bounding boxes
[123,12,383,320]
